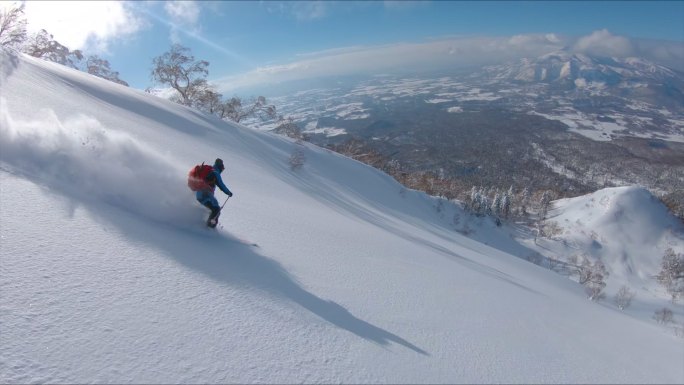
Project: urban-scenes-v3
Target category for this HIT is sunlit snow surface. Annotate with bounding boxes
[1,51,683,383]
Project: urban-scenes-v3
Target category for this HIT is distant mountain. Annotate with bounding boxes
[245,51,684,216]
[258,50,684,141]
[476,51,684,109]
[480,51,679,84]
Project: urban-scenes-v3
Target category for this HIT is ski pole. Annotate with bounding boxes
[221,196,230,209]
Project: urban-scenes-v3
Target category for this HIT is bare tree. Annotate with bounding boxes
[289,146,306,171]
[547,255,564,272]
[274,116,304,140]
[539,190,553,220]
[150,45,277,125]
[83,55,128,86]
[151,44,208,106]
[0,2,26,50]
[519,186,531,218]
[23,29,82,68]
[653,307,674,324]
[614,285,635,310]
[656,248,684,303]
[1,8,127,87]
[187,80,222,114]
[526,253,543,266]
[224,95,276,123]
[675,321,684,338]
[574,256,608,301]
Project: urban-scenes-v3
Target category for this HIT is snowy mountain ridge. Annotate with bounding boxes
[1,50,683,384]
[480,50,679,85]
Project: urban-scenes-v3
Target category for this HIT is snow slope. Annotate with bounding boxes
[549,186,683,284]
[513,186,684,318]
[1,51,683,384]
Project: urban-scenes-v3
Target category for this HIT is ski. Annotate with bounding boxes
[213,224,259,247]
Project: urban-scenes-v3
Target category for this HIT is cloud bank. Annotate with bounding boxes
[23,1,144,53]
[572,29,635,57]
[215,30,684,94]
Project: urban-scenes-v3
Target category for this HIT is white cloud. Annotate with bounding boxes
[509,33,561,48]
[214,35,569,93]
[263,1,328,21]
[545,34,562,44]
[572,29,635,57]
[163,1,202,44]
[164,1,201,26]
[567,29,684,69]
[23,1,144,53]
[214,30,684,94]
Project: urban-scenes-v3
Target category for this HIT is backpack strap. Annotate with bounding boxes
[193,161,205,177]
[205,167,217,185]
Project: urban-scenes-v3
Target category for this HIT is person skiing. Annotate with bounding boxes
[195,158,233,228]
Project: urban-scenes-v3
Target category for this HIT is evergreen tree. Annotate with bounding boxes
[540,190,552,220]
[492,193,502,217]
[501,193,511,219]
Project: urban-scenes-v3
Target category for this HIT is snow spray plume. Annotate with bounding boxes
[0,102,200,225]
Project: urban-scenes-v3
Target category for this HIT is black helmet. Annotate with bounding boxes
[214,158,225,172]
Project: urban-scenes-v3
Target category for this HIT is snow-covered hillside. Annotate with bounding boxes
[481,51,679,84]
[1,50,683,383]
[516,186,684,302]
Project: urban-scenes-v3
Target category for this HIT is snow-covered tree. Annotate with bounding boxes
[507,185,515,199]
[481,194,491,216]
[468,186,479,213]
[571,254,609,300]
[657,248,684,302]
[0,3,26,50]
[492,192,502,217]
[519,186,531,218]
[614,285,635,310]
[577,258,608,301]
[501,193,511,220]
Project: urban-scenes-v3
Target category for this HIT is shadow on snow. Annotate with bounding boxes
[69,188,430,356]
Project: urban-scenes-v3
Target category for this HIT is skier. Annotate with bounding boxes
[195,158,233,228]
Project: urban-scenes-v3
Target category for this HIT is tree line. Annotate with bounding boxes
[0,3,278,125]
[0,4,128,85]
[148,44,277,124]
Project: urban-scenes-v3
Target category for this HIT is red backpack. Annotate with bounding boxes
[187,162,214,191]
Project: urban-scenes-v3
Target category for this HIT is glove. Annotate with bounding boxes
[228,192,233,198]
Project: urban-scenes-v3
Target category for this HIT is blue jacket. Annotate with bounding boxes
[209,168,232,196]
[195,163,232,202]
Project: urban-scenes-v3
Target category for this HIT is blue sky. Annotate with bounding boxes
[15,1,684,94]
